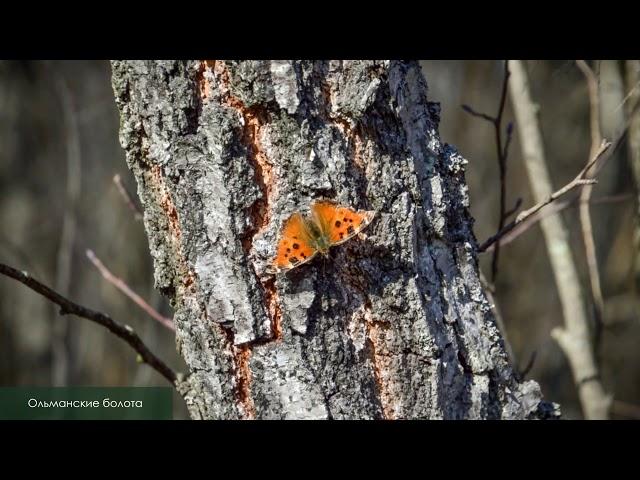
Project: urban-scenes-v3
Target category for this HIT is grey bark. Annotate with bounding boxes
[110,60,557,420]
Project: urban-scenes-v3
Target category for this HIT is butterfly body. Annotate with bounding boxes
[266,200,376,274]
[299,216,331,255]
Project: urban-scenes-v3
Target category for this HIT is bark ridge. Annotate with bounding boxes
[111,60,557,419]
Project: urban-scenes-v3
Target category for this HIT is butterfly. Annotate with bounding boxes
[266,200,376,274]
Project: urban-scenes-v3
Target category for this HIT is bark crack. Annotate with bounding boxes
[196,60,215,101]
[215,323,256,419]
[149,164,197,295]
[360,299,395,419]
[206,60,282,344]
[235,343,256,419]
[196,60,286,417]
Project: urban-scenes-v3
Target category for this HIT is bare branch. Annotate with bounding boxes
[576,60,603,154]
[483,193,634,251]
[478,141,610,253]
[508,59,612,419]
[478,96,638,254]
[576,59,605,355]
[479,109,640,255]
[113,174,143,221]
[626,60,640,293]
[502,121,514,160]
[515,175,600,222]
[0,262,177,385]
[489,60,512,282]
[463,60,512,282]
[86,249,175,331]
[461,104,494,123]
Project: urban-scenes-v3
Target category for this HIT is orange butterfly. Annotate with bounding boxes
[266,200,376,274]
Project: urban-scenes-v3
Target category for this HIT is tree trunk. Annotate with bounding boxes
[110,60,556,420]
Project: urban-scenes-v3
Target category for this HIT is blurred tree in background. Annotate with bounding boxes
[1,60,638,419]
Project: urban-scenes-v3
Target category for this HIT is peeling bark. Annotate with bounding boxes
[111,60,558,419]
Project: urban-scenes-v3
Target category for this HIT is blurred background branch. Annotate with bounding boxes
[626,60,640,293]
[113,174,143,221]
[0,61,186,416]
[477,142,607,253]
[576,60,605,356]
[462,60,513,283]
[48,62,82,388]
[0,262,177,385]
[86,249,174,331]
[508,59,612,419]
[483,193,634,251]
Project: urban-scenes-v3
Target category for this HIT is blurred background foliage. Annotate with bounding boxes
[0,60,638,419]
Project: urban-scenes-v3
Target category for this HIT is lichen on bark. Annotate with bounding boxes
[111,60,558,419]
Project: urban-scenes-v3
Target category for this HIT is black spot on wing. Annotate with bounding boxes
[347,225,355,235]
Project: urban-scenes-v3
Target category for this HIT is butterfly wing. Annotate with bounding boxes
[267,212,319,274]
[311,200,376,246]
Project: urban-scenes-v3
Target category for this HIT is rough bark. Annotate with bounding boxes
[110,60,557,420]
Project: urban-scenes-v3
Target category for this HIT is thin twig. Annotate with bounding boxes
[113,174,143,221]
[461,105,494,122]
[492,62,512,282]
[479,96,640,254]
[86,249,174,331]
[576,59,605,355]
[502,121,514,160]
[625,60,640,294]
[478,101,640,253]
[577,61,602,155]
[483,193,634,251]
[0,262,177,385]
[463,60,512,282]
[478,141,610,253]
